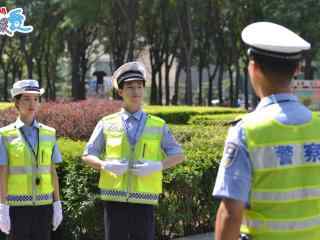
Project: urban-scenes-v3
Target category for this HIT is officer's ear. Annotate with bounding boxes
[117,88,123,98]
[249,60,263,78]
[13,95,22,110]
[293,63,301,77]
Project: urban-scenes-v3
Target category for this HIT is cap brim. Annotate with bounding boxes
[123,77,145,82]
[12,88,45,97]
[23,88,45,95]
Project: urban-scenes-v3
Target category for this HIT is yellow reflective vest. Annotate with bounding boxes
[1,122,56,206]
[240,112,320,240]
[99,112,165,205]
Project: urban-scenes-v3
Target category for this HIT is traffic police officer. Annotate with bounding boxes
[82,61,185,240]
[213,22,316,240]
[0,80,63,240]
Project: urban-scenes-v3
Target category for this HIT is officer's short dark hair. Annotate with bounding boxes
[250,52,299,80]
[14,95,22,100]
[118,80,145,90]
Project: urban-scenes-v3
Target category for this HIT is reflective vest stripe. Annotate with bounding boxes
[9,166,51,174]
[3,135,56,143]
[7,193,53,202]
[100,189,159,202]
[252,165,320,190]
[143,126,163,135]
[129,192,159,201]
[245,215,320,231]
[249,198,320,220]
[252,188,320,201]
[101,189,127,198]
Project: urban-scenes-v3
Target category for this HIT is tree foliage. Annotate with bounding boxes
[0,0,319,105]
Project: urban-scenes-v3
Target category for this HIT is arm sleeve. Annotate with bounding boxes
[0,135,8,165]
[160,124,183,156]
[52,143,63,164]
[83,120,106,157]
[212,123,252,205]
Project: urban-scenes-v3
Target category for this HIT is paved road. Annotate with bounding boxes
[175,232,213,240]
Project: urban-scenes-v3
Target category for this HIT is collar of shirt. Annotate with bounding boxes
[121,108,143,121]
[14,117,40,129]
[255,93,298,111]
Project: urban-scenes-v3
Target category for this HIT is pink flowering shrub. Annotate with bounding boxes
[0,98,122,140]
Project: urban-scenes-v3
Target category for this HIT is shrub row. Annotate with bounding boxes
[144,105,247,124]
[188,113,245,126]
[56,123,227,240]
[0,100,246,140]
[0,99,122,140]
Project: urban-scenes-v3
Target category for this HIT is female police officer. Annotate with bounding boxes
[0,80,63,240]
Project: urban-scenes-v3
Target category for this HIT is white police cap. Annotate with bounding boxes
[242,22,311,60]
[11,79,45,98]
[112,61,146,90]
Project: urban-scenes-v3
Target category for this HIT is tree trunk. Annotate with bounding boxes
[158,69,163,105]
[207,58,220,106]
[198,63,203,105]
[164,62,170,106]
[235,60,240,107]
[172,62,182,105]
[68,29,86,101]
[177,0,193,105]
[11,63,18,86]
[243,66,249,110]
[3,70,9,101]
[36,59,43,87]
[20,36,33,79]
[228,65,234,107]
[150,68,158,105]
[126,0,138,61]
[184,54,193,105]
[218,63,224,105]
[71,54,82,100]
[45,49,53,101]
[164,54,175,106]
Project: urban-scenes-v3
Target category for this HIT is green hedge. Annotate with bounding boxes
[57,139,103,240]
[56,123,228,239]
[188,113,245,126]
[144,105,246,124]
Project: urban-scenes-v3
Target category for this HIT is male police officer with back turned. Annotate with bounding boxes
[212,22,319,240]
[82,61,184,240]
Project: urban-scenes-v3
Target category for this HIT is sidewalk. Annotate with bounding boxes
[175,232,213,240]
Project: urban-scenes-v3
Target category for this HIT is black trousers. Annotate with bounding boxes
[8,205,53,240]
[104,201,155,240]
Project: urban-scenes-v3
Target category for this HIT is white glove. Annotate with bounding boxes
[131,161,163,176]
[0,203,10,235]
[101,160,128,176]
[52,201,63,231]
